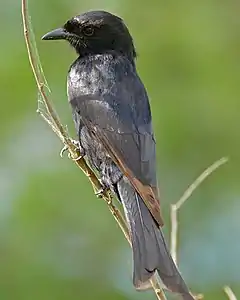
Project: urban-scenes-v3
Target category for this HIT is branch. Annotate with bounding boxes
[224,286,238,300]
[21,1,166,299]
[170,157,228,300]
[170,157,228,265]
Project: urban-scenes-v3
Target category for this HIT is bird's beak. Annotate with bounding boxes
[42,28,68,41]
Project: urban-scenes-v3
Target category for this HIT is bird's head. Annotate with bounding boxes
[42,10,136,59]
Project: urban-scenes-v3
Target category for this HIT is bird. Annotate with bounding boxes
[42,10,194,300]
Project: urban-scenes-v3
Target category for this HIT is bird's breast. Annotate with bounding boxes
[67,60,116,101]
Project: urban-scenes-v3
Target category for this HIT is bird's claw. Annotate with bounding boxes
[71,153,83,161]
[95,187,105,198]
[60,139,85,160]
[95,183,111,199]
[106,196,112,205]
[60,144,69,158]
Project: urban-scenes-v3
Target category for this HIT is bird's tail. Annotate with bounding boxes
[116,177,194,300]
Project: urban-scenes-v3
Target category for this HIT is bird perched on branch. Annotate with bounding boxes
[42,10,194,300]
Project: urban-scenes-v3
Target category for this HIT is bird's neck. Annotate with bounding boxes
[74,51,136,68]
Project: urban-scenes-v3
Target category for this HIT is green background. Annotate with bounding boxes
[0,0,239,299]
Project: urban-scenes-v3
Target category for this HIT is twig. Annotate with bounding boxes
[170,157,228,300]
[21,1,166,299]
[175,157,228,211]
[170,157,228,265]
[151,277,167,300]
[224,286,237,300]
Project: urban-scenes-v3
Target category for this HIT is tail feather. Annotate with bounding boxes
[117,177,194,300]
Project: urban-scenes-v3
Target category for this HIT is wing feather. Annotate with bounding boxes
[71,96,164,227]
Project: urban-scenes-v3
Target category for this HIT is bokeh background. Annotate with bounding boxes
[0,0,240,299]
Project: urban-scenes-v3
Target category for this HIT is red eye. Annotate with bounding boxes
[83,25,95,36]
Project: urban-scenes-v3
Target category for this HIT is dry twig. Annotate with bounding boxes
[170,157,228,300]
[224,286,237,300]
[170,157,228,265]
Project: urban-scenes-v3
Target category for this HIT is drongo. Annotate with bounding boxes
[42,10,194,300]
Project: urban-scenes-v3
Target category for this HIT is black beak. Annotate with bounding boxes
[42,28,68,40]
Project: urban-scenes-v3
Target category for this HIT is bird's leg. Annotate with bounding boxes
[95,179,111,199]
[95,165,122,203]
[60,139,85,159]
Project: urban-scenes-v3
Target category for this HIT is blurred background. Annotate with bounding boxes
[0,0,239,299]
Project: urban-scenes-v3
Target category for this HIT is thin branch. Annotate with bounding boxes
[224,286,237,300]
[22,0,71,147]
[170,203,178,265]
[170,158,228,300]
[170,157,228,265]
[21,1,166,299]
[151,277,167,300]
[175,157,228,210]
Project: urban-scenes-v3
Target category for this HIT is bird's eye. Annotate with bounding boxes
[82,25,95,36]
[64,20,77,33]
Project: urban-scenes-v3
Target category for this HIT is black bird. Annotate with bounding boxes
[42,10,194,300]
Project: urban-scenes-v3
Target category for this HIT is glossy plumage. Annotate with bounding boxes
[42,11,194,300]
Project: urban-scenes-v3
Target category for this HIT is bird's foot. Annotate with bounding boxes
[60,144,69,158]
[95,181,111,200]
[60,139,85,160]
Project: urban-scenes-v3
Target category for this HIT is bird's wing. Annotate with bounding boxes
[70,94,164,227]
